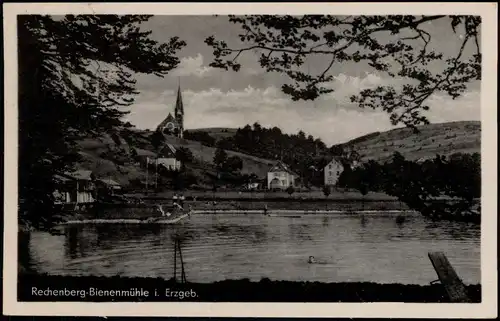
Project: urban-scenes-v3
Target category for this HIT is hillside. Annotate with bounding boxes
[74,128,274,187]
[74,121,480,188]
[335,121,481,163]
[186,127,238,142]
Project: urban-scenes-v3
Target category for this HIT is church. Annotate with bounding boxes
[156,83,184,138]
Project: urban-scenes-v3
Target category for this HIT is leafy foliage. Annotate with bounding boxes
[213,147,243,174]
[225,156,244,173]
[322,186,331,197]
[175,146,194,164]
[150,130,166,150]
[339,151,481,220]
[213,147,229,171]
[18,15,185,228]
[206,15,481,129]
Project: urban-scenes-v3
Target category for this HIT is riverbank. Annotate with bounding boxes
[126,189,397,201]
[56,198,479,224]
[18,273,481,302]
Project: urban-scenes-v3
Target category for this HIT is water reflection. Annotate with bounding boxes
[322,216,329,227]
[65,227,79,259]
[360,215,368,228]
[26,211,481,285]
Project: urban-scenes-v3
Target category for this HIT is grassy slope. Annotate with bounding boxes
[159,133,275,177]
[336,121,480,162]
[74,121,480,186]
[75,128,274,186]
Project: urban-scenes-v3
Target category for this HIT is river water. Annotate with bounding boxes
[23,211,481,285]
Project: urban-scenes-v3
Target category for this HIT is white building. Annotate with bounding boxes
[267,161,297,190]
[324,157,344,186]
[157,143,181,171]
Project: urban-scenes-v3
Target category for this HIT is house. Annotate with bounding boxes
[133,148,157,166]
[324,157,345,186]
[267,161,297,190]
[53,170,96,205]
[96,178,122,196]
[157,143,181,171]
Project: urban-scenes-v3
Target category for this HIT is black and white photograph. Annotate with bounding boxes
[3,2,497,318]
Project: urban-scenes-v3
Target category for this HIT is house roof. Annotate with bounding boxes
[325,156,345,167]
[54,174,72,183]
[134,148,157,157]
[97,178,121,187]
[158,143,177,158]
[268,161,298,176]
[63,170,93,181]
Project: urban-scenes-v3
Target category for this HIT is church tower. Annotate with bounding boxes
[174,82,184,138]
[156,80,185,138]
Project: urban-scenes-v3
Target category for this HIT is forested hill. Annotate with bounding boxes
[184,121,480,185]
[188,121,481,164]
[185,124,344,187]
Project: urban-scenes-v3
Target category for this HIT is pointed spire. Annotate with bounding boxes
[175,78,184,117]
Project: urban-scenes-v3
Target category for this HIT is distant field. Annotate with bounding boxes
[336,121,480,162]
[188,127,238,141]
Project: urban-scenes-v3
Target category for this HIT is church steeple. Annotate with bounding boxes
[175,79,184,117]
[156,79,185,138]
[174,79,184,138]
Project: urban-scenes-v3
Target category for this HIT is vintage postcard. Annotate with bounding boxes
[3,2,498,318]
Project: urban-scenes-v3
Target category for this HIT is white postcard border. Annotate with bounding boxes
[3,2,498,318]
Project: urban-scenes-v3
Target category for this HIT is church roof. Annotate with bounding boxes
[157,112,179,130]
[175,83,184,116]
[166,113,175,121]
[156,82,184,134]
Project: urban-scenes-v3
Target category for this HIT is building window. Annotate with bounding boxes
[329,164,332,169]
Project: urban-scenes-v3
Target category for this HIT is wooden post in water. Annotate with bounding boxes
[428,251,471,303]
[177,240,187,283]
[173,239,177,282]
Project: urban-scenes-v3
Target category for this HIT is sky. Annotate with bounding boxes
[123,16,481,145]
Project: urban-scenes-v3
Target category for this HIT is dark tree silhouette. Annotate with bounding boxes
[286,186,295,197]
[213,147,228,171]
[150,130,166,150]
[341,151,481,221]
[175,147,194,164]
[206,15,481,128]
[322,186,331,198]
[183,130,216,147]
[18,15,185,228]
[225,155,243,173]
